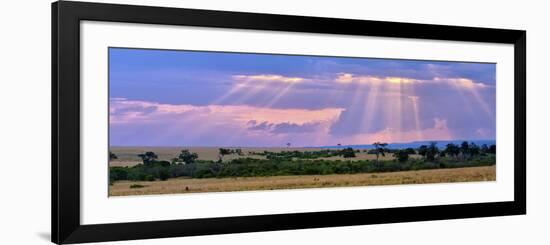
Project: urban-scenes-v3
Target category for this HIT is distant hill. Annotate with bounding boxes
[317,139,496,149]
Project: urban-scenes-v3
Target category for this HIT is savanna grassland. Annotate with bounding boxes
[109,166,495,196]
[109,142,496,196]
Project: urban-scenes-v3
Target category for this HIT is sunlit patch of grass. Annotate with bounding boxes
[109,166,495,196]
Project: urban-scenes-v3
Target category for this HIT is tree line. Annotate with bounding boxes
[109,141,495,183]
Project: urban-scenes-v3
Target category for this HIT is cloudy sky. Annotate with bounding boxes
[109,48,496,147]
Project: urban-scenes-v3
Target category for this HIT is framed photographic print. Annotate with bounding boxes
[52,1,526,244]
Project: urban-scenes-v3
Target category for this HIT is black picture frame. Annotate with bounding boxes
[52,1,526,244]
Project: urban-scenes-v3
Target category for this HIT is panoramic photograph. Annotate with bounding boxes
[108,47,496,196]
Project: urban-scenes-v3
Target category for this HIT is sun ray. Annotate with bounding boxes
[445,78,493,119]
[447,82,488,134]
[261,82,297,108]
[208,83,245,105]
[359,80,381,142]
[218,81,299,146]
[191,77,279,144]
[408,94,422,141]
[394,82,405,141]
[467,88,494,119]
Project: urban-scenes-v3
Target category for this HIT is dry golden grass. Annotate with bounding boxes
[109,166,496,196]
[109,146,419,167]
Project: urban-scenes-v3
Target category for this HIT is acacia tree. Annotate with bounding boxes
[218,148,232,162]
[426,142,439,161]
[468,142,481,159]
[481,144,490,155]
[138,151,158,165]
[418,145,428,159]
[372,142,388,165]
[341,147,356,162]
[404,148,416,155]
[235,148,243,156]
[460,141,470,160]
[395,150,410,162]
[444,143,460,159]
[177,149,198,164]
[109,151,118,161]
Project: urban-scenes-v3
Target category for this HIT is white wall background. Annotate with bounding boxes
[0,0,548,244]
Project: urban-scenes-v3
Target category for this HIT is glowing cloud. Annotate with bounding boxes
[233,74,305,83]
[335,73,490,89]
[110,98,345,147]
[344,117,454,145]
[110,98,343,126]
[335,73,419,85]
[434,77,489,89]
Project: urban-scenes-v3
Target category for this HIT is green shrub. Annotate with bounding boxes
[395,150,410,162]
[159,169,170,181]
[109,167,129,181]
[109,153,495,180]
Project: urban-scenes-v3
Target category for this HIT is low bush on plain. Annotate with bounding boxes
[109,155,495,182]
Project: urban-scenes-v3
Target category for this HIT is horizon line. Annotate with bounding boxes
[110,139,496,148]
